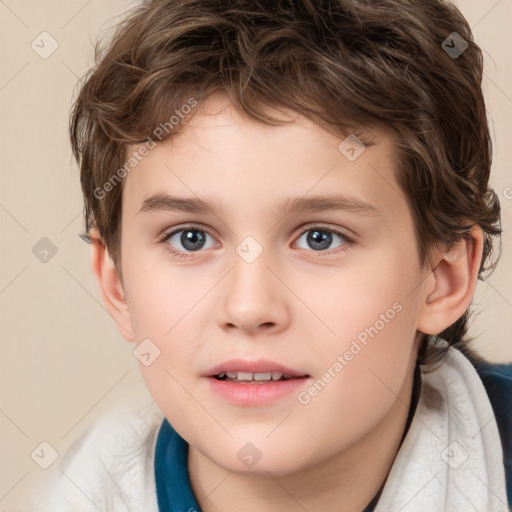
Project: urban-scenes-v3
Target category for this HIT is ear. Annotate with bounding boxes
[89,228,134,343]
[417,225,483,335]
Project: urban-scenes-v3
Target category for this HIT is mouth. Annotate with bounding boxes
[206,359,310,383]
[205,359,310,405]
[212,371,305,383]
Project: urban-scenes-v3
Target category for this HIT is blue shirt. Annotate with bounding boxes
[154,358,512,511]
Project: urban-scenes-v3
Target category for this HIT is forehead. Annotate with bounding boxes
[121,94,407,226]
[148,92,379,162]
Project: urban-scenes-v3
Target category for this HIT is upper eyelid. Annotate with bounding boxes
[296,223,350,236]
[162,222,348,235]
[162,224,218,241]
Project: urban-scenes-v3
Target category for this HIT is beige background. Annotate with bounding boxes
[0,0,511,505]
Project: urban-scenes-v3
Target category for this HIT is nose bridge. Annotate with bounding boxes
[217,236,290,333]
[229,238,275,303]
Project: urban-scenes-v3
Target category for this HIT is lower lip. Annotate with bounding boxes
[206,377,310,406]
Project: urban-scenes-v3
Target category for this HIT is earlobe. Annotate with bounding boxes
[89,229,134,343]
[417,226,483,336]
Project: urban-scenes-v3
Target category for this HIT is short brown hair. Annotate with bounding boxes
[70,0,501,366]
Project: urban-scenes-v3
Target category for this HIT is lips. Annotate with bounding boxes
[205,359,311,406]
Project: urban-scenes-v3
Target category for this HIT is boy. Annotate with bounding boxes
[21,0,511,510]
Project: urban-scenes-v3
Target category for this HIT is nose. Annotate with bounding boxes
[216,248,291,336]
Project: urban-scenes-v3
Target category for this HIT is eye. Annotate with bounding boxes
[295,226,351,253]
[159,224,353,260]
[162,227,216,257]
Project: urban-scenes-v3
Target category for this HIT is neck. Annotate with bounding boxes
[188,361,419,512]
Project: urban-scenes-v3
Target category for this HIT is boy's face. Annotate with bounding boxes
[118,93,430,474]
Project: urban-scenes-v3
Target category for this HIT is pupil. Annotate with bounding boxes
[181,230,205,251]
[308,230,331,250]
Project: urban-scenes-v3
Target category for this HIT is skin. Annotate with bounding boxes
[91,92,483,511]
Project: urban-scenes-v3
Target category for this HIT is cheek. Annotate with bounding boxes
[123,251,206,339]
[314,303,414,396]
[120,264,200,405]
[296,310,416,462]
[296,246,420,417]
[301,249,419,354]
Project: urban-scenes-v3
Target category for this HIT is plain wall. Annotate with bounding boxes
[1,0,511,504]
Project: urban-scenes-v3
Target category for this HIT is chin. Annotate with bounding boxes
[200,438,315,477]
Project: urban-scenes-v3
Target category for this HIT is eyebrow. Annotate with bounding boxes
[137,193,380,217]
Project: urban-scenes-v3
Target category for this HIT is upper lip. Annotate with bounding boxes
[205,359,309,378]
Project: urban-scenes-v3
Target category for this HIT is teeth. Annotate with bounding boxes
[253,372,272,381]
[217,371,291,381]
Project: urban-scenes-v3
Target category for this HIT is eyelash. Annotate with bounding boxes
[158,224,354,260]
